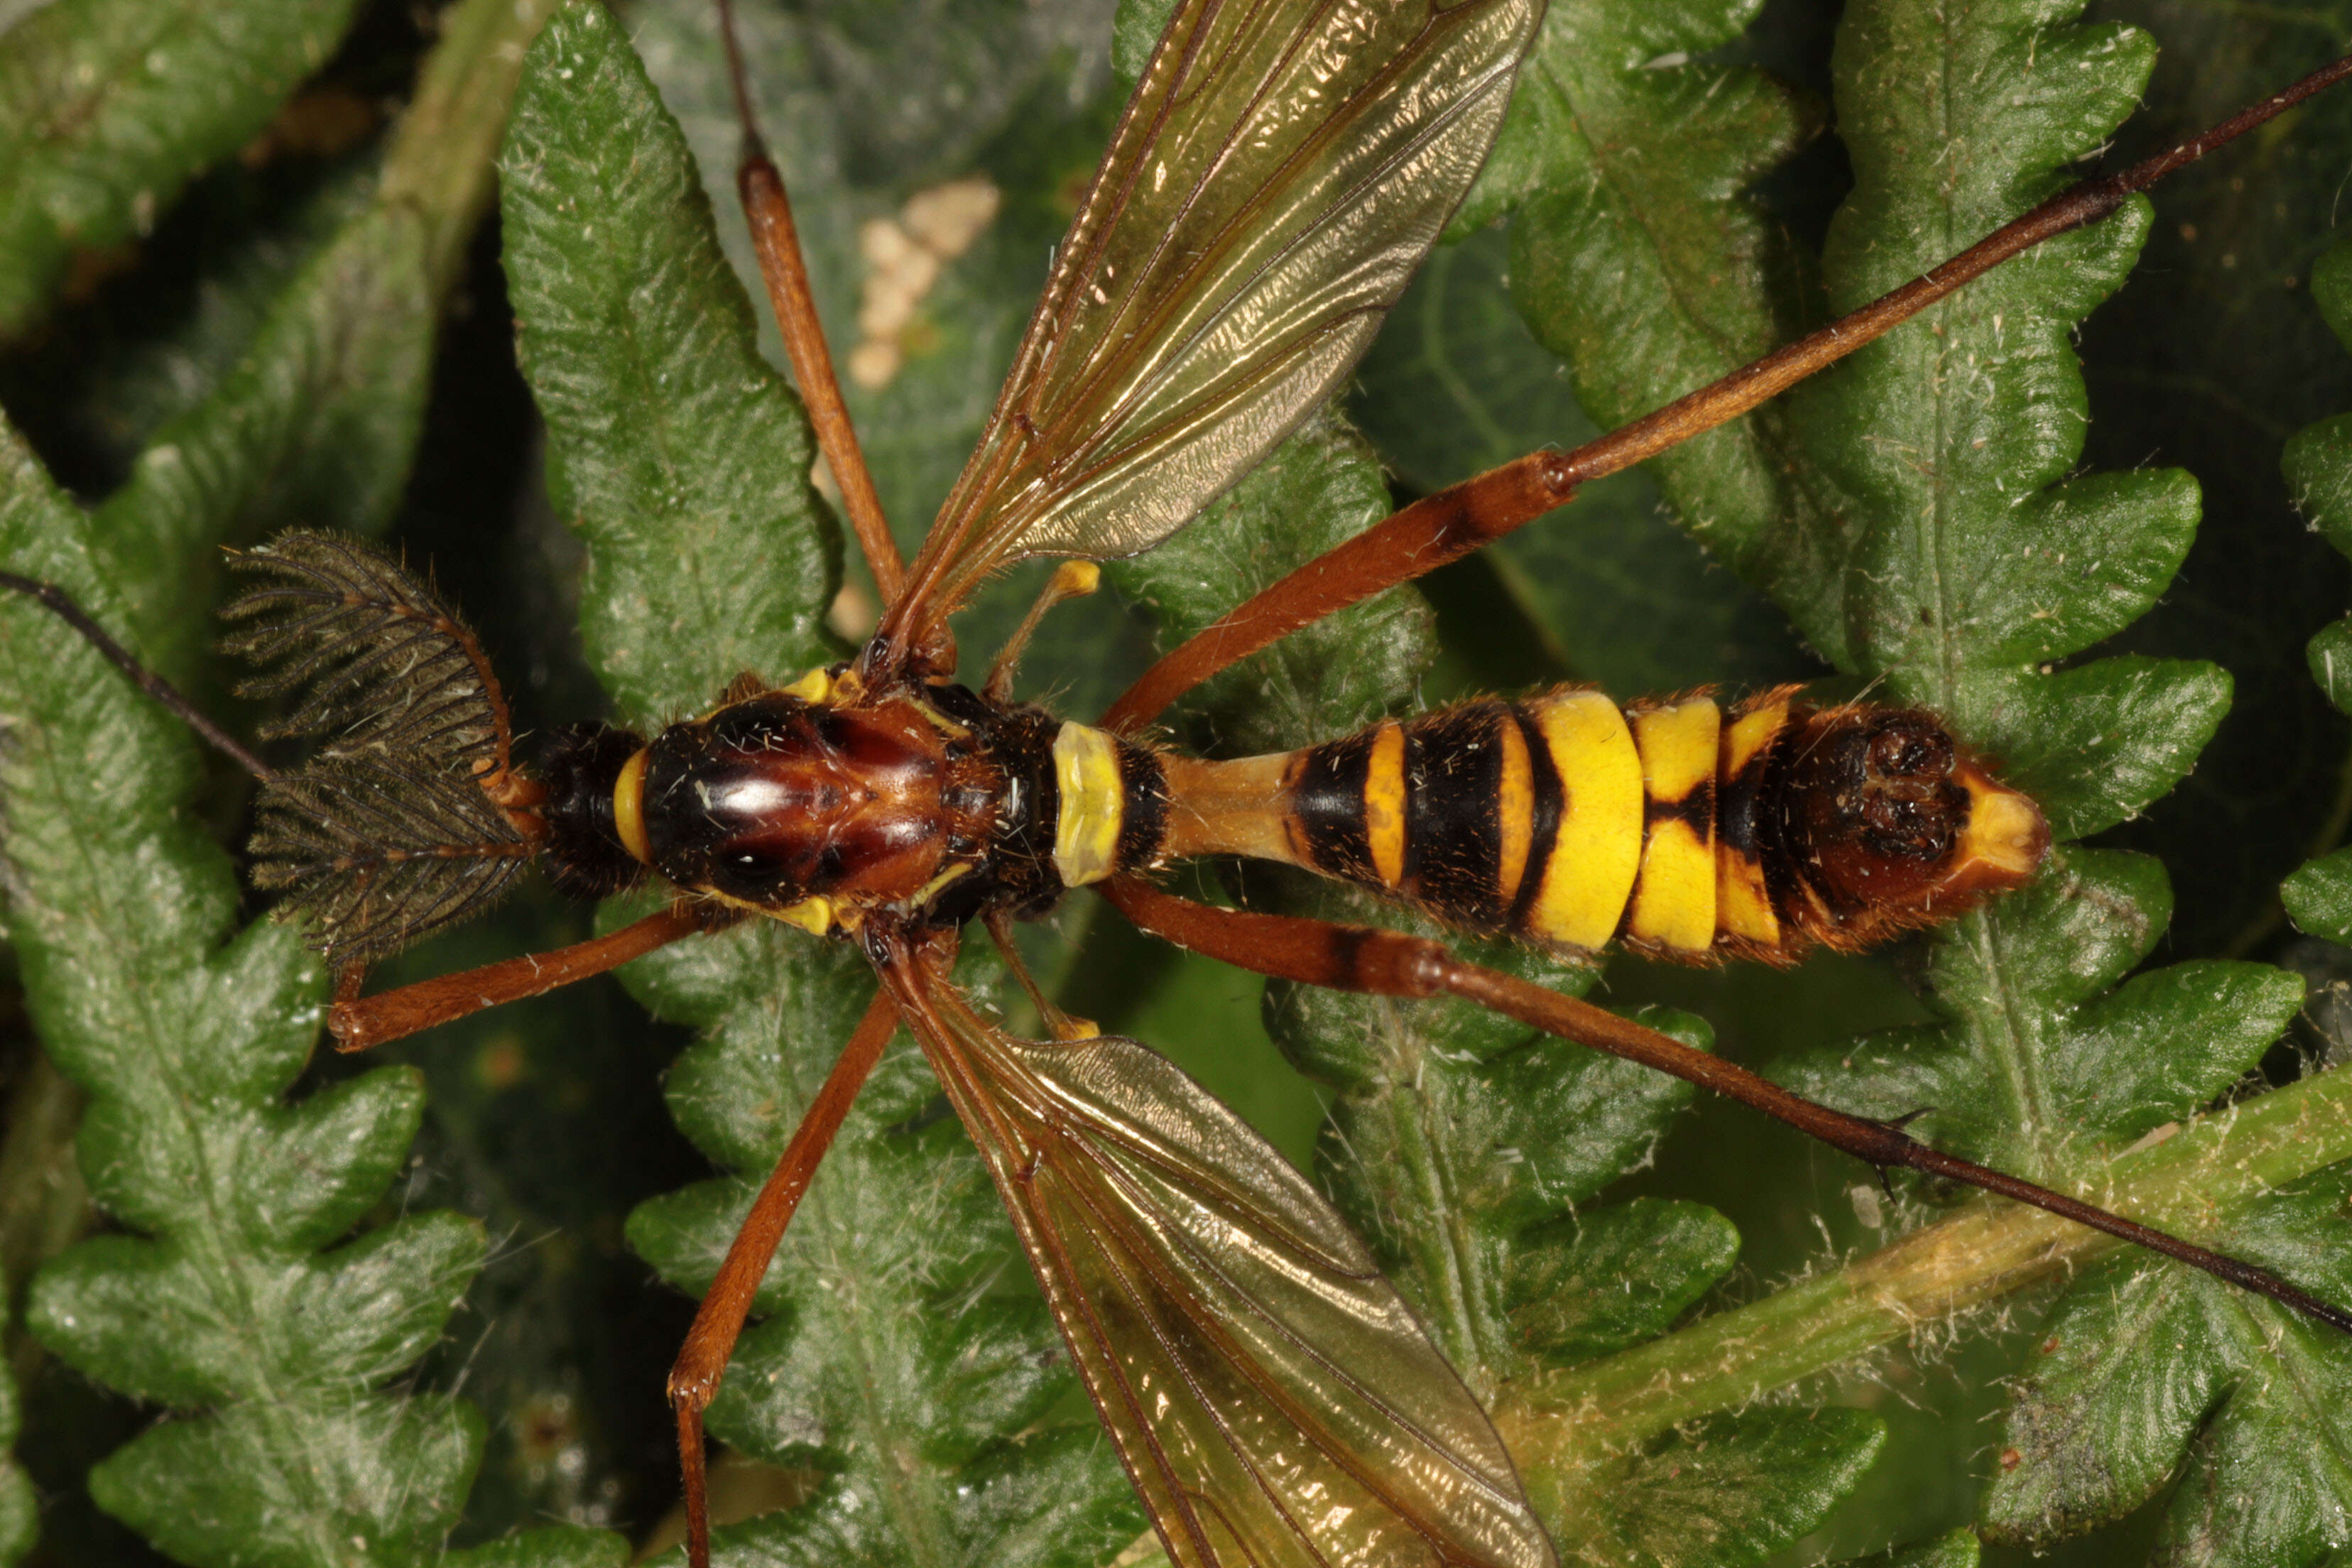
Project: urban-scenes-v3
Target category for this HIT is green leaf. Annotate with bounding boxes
[1833,1530,1979,1568]
[626,0,1116,550]
[1500,1199,1736,1366]
[1349,222,1816,695]
[1481,0,1817,585]
[769,0,1118,188]
[1542,1407,1887,1568]
[442,1528,629,1568]
[91,1395,484,1568]
[9,0,558,692]
[622,0,1139,710]
[1982,1167,2352,1561]
[2285,236,2352,947]
[89,202,434,677]
[0,0,621,1560]
[616,933,1138,1568]
[0,0,369,337]
[499,0,838,723]
[1778,847,2302,1174]
[0,163,378,495]
[2152,211,2352,1568]
[1493,0,2227,830]
[1102,411,1433,748]
[0,1262,37,1567]
[1461,0,2352,1555]
[0,413,508,1567]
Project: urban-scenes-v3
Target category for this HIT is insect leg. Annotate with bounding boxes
[1098,49,2352,734]
[982,907,1099,1040]
[1098,878,2352,1337]
[983,560,1101,704]
[1100,454,1574,730]
[327,905,707,1051]
[671,984,898,1568]
[714,0,906,606]
[0,570,275,783]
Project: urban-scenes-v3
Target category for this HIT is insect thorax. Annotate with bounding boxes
[544,673,1170,935]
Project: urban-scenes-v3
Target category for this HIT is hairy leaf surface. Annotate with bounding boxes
[0,1,616,1562]
[0,0,368,336]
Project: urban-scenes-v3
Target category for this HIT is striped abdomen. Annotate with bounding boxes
[1154,689,2047,963]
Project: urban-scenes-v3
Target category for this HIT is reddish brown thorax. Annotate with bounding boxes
[541,680,1070,935]
[640,692,959,912]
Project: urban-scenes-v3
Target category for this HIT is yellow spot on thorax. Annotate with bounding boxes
[908,863,972,912]
[778,665,834,704]
[775,896,834,935]
[612,747,652,865]
[1053,722,1126,887]
[1362,722,1408,890]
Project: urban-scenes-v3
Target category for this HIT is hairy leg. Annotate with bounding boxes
[715,0,905,604]
[671,984,899,1568]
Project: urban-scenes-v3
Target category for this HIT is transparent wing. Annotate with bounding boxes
[893,0,1542,635]
[884,966,1555,1568]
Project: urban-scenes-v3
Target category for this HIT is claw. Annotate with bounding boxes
[1869,1108,1935,1199]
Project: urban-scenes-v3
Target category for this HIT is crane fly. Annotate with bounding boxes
[6,1,2352,1564]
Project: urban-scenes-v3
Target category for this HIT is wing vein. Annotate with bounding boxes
[881,0,1543,654]
[883,956,1555,1568]
[1045,5,1513,469]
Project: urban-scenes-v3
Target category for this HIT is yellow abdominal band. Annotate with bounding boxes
[1627,698,1719,954]
[1053,722,1126,888]
[1361,722,1409,890]
[1714,697,1787,947]
[1523,692,1643,950]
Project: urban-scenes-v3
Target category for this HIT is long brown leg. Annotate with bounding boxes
[1099,50,2352,734]
[670,985,899,1568]
[715,0,905,606]
[327,906,706,1051]
[1098,878,2352,1336]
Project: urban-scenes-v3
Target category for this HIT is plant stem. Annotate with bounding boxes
[1496,1069,2352,1485]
